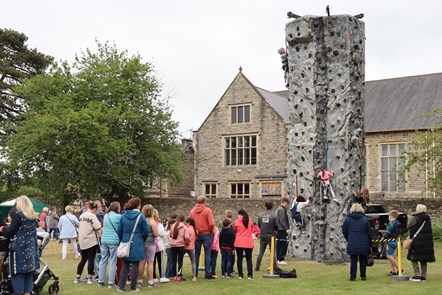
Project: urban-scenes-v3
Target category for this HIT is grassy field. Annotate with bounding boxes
[35,239,442,295]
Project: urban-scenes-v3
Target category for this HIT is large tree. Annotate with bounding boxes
[5,41,183,203]
[0,28,52,140]
[404,108,442,196]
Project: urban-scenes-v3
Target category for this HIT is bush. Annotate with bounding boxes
[432,210,442,239]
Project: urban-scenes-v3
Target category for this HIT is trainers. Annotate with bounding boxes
[108,284,115,289]
[147,282,159,288]
[153,278,159,283]
[116,287,124,292]
[160,277,170,283]
[73,278,82,284]
[421,277,426,282]
[238,276,243,280]
[226,274,232,278]
[175,276,183,282]
[277,260,287,265]
[192,276,197,282]
[204,275,215,280]
[98,282,104,287]
[87,278,95,284]
[137,279,143,286]
[410,276,421,282]
[248,276,253,280]
[130,288,140,292]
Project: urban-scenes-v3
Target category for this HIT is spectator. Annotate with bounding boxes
[47,206,60,241]
[40,207,49,232]
[275,196,290,264]
[74,201,101,284]
[210,226,220,277]
[169,215,189,281]
[164,217,176,279]
[255,200,277,271]
[152,209,169,283]
[342,203,371,281]
[1,196,40,295]
[117,197,149,292]
[407,204,435,282]
[98,202,121,288]
[385,210,401,275]
[58,206,80,260]
[234,209,254,280]
[189,195,215,279]
[138,204,159,288]
[219,219,235,278]
[184,217,197,282]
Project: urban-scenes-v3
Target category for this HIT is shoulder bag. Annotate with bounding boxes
[117,214,141,258]
[403,221,426,250]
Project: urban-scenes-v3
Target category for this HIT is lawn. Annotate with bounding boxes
[35,239,442,295]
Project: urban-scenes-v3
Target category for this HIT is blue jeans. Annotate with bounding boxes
[350,254,367,279]
[210,250,218,275]
[221,249,233,275]
[165,248,173,278]
[11,272,33,294]
[98,244,118,285]
[49,228,59,240]
[276,231,288,262]
[194,233,213,277]
[236,248,253,278]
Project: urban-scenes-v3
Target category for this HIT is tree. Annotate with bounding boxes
[0,28,52,140]
[404,108,442,196]
[4,41,183,203]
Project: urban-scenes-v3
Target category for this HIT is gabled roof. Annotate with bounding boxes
[265,73,442,133]
[255,87,290,123]
[365,73,442,132]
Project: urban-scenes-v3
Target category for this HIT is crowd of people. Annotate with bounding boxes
[0,191,436,294]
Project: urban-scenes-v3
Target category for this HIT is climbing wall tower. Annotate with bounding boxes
[286,14,365,261]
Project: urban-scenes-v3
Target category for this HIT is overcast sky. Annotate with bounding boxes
[3,0,442,138]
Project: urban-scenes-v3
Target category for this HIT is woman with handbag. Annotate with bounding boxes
[117,197,150,292]
[98,202,121,288]
[58,205,80,260]
[74,201,102,284]
[342,203,372,281]
[407,204,435,282]
[0,195,39,295]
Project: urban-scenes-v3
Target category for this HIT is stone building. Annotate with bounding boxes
[194,71,442,199]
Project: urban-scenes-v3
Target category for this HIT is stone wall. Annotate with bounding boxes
[371,196,442,215]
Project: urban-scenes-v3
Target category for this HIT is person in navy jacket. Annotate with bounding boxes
[342,203,372,281]
[117,197,149,292]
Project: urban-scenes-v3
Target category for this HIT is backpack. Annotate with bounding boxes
[275,267,297,278]
[290,201,298,217]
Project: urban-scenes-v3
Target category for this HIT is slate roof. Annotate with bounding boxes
[261,73,442,133]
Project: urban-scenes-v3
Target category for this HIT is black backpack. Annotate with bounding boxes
[275,267,297,278]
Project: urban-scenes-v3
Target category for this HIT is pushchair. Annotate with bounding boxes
[0,236,60,295]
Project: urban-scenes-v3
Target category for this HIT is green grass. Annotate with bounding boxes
[39,240,442,295]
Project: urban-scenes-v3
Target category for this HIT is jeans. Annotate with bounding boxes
[171,247,185,277]
[153,250,164,279]
[194,233,213,277]
[350,254,367,279]
[118,260,139,291]
[255,236,277,271]
[98,244,118,285]
[165,248,173,278]
[210,250,218,276]
[221,249,233,275]
[236,248,253,278]
[49,228,59,240]
[276,231,288,262]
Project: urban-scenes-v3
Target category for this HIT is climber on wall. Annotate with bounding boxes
[317,165,340,205]
[278,47,289,88]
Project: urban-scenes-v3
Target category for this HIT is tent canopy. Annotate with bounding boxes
[0,197,49,219]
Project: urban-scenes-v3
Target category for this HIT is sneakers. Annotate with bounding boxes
[277,260,287,265]
[160,277,170,283]
[361,276,366,281]
[226,274,232,278]
[87,278,95,284]
[192,276,197,282]
[204,275,215,280]
[238,276,243,280]
[130,288,140,292]
[153,278,159,283]
[410,276,421,282]
[108,284,115,289]
[73,278,82,284]
[98,282,104,287]
[137,279,143,286]
[350,277,355,281]
[174,276,184,282]
[421,277,426,282]
[248,276,253,280]
[116,287,124,292]
[147,282,159,288]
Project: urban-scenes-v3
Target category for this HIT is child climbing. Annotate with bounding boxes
[278,47,289,88]
[317,165,339,204]
[290,196,311,234]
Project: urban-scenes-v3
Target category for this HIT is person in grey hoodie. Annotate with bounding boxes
[275,197,290,264]
[255,200,277,271]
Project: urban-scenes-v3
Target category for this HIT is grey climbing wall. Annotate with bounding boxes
[285,15,365,261]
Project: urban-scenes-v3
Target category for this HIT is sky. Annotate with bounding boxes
[3,0,442,138]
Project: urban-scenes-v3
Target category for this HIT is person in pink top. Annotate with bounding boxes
[234,209,254,280]
[184,217,197,282]
[252,222,260,239]
[169,215,189,282]
[210,226,220,278]
[317,165,339,204]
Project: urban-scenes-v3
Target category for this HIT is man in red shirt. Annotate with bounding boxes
[189,195,215,279]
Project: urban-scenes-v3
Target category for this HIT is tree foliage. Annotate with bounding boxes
[404,108,442,196]
[5,41,183,202]
[0,28,52,139]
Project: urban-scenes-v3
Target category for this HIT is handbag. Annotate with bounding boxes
[366,253,374,267]
[403,221,426,250]
[117,213,141,258]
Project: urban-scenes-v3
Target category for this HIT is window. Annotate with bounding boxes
[231,105,250,124]
[260,181,283,197]
[381,143,405,192]
[230,182,250,198]
[225,135,257,166]
[203,182,217,198]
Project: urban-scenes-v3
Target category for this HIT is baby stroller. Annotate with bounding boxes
[0,236,60,295]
